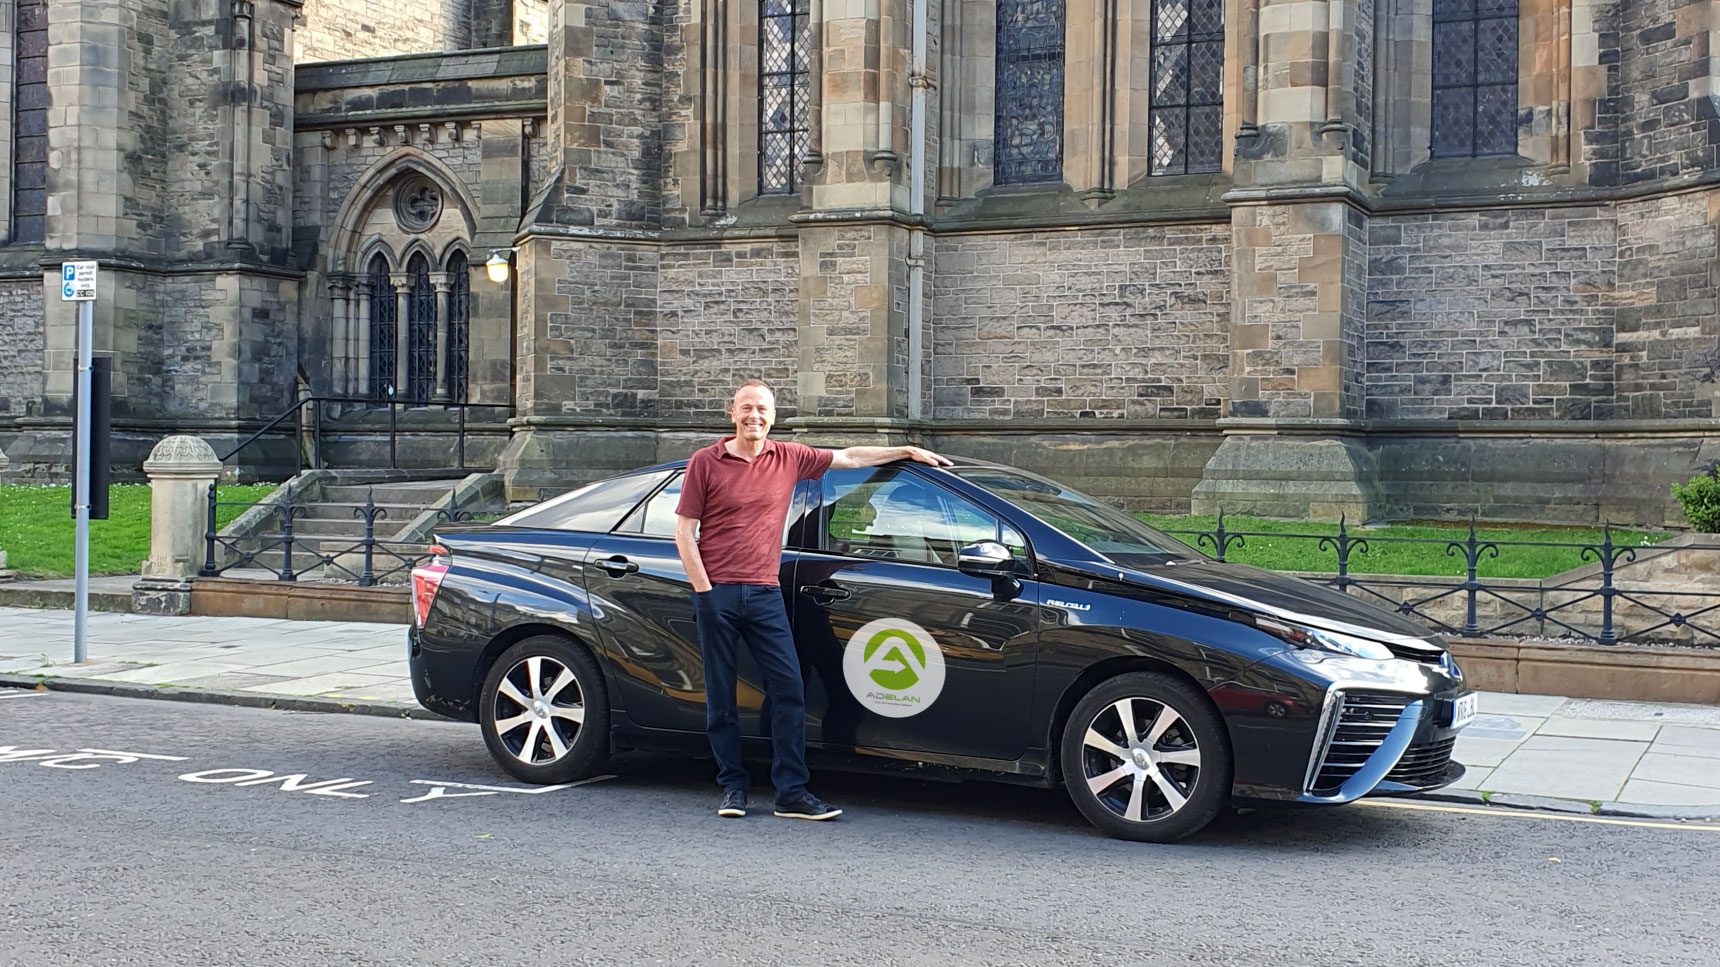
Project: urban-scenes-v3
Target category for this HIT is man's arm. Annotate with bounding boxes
[828,445,951,470]
[674,515,713,593]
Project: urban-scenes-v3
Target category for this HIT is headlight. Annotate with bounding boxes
[1256,617,1395,661]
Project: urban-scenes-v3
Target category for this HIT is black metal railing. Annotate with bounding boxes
[1163,513,1715,647]
[199,481,482,586]
[221,393,514,474]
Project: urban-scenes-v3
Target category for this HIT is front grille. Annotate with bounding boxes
[1383,640,1444,664]
[1312,691,1412,792]
[1386,735,1458,788]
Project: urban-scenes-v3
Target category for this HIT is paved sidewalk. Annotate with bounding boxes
[2,606,1717,818]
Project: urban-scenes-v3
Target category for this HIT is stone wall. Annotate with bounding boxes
[513,0,550,44]
[0,277,44,418]
[545,1,664,229]
[931,224,1231,420]
[657,238,801,420]
[296,0,481,63]
[1616,0,1719,185]
[1615,190,1720,419]
[520,238,660,418]
[1365,207,1618,420]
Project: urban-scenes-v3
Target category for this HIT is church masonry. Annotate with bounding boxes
[2,0,1720,526]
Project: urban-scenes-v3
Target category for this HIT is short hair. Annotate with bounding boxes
[732,378,775,398]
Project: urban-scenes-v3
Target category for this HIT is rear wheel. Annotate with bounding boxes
[1059,672,1231,843]
[479,635,609,784]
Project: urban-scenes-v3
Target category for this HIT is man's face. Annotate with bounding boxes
[729,385,775,442]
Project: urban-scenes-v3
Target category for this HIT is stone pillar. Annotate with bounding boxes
[391,273,412,400]
[329,276,353,396]
[785,0,920,444]
[1193,0,1378,521]
[431,273,453,403]
[354,286,373,398]
[132,436,224,616]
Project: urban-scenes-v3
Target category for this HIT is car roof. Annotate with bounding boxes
[625,448,1016,477]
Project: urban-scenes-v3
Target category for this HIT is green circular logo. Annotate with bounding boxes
[843,618,946,718]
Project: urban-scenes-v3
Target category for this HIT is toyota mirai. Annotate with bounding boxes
[408,456,1474,842]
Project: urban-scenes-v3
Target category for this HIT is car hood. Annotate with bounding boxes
[1095,559,1441,645]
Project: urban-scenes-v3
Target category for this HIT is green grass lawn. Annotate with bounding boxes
[0,483,278,579]
[1136,514,1672,580]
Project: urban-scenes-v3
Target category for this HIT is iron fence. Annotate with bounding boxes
[1161,514,1719,647]
[199,482,479,587]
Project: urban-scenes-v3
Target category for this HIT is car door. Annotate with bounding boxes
[786,466,1040,761]
[582,471,797,736]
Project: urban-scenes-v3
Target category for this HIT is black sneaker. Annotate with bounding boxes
[717,788,748,818]
[773,794,842,821]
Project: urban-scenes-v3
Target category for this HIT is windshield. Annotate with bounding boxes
[953,467,1203,568]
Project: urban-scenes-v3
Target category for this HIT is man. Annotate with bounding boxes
[674,379,950,821]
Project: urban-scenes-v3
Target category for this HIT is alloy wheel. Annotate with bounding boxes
[1079,696,1202,823]
[490,655,585,766]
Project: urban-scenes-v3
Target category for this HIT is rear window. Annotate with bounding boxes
[495,470,671,533]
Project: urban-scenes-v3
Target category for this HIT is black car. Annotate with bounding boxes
[409,456,1474,842]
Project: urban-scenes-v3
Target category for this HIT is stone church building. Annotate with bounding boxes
[1,0,1718,525]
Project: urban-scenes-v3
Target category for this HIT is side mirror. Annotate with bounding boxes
[957,540,1015,578]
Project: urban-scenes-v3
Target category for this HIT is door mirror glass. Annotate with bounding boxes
[957,540,1015,577]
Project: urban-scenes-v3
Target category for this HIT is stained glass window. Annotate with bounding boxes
[367,255,397,400]
[994,1,1065,185]
[1431,0,1518,158]
[405,254,437,402]
[1149,0,1224,176]
[758,0,811,194]
[10,0,48,243]
[445,251,470,403]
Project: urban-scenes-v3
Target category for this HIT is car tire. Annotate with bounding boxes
[1059,672,1232,843]
[479,635,609,784]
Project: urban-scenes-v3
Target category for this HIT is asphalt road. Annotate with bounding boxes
[2,689,1716,967]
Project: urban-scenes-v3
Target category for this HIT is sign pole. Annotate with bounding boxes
[73,298,91,663]
[62,260,98,664]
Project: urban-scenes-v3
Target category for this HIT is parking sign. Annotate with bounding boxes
[61,261,98,301]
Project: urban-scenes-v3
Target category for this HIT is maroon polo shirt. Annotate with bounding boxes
[675,436,833,586]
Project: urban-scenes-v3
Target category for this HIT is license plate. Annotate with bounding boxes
[1448,693,1478,731]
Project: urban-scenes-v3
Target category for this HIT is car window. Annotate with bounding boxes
[953,467,1198,567]
[822,468,1001,567]
[496,470,670,533]
[617,472,685,538]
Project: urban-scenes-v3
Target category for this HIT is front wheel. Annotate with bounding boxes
[1059,672,1232,843]
[479,635,610,784]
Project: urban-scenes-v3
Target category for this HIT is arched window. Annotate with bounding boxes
[405,253,437,402]
[758,0,811,194]
[445,251,471,403]
[1431,0,1518,158]
[10,0,48,243]
[367,254,397,400]
[1148,0,1224,175]
[994,0,1065,185]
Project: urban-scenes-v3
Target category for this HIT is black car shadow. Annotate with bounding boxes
[582,750,1432,854]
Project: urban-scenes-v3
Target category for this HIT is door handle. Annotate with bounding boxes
[798,583,851,602]
[595,556,639,576]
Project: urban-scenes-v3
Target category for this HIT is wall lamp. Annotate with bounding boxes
[485,248,517,284]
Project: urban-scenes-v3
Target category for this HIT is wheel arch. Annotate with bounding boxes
[1044,655,1222,788]
[471,621,605,712]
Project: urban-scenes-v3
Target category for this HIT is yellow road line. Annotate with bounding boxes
[1358,798,1720,832]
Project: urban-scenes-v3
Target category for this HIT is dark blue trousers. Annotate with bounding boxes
[692,583,810,805]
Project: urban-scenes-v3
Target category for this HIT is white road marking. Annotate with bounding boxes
[177,768,373,799]
[404,775,615,796]
[79,748,189,761]
[0,690,48,699]
[399,787,500,804]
